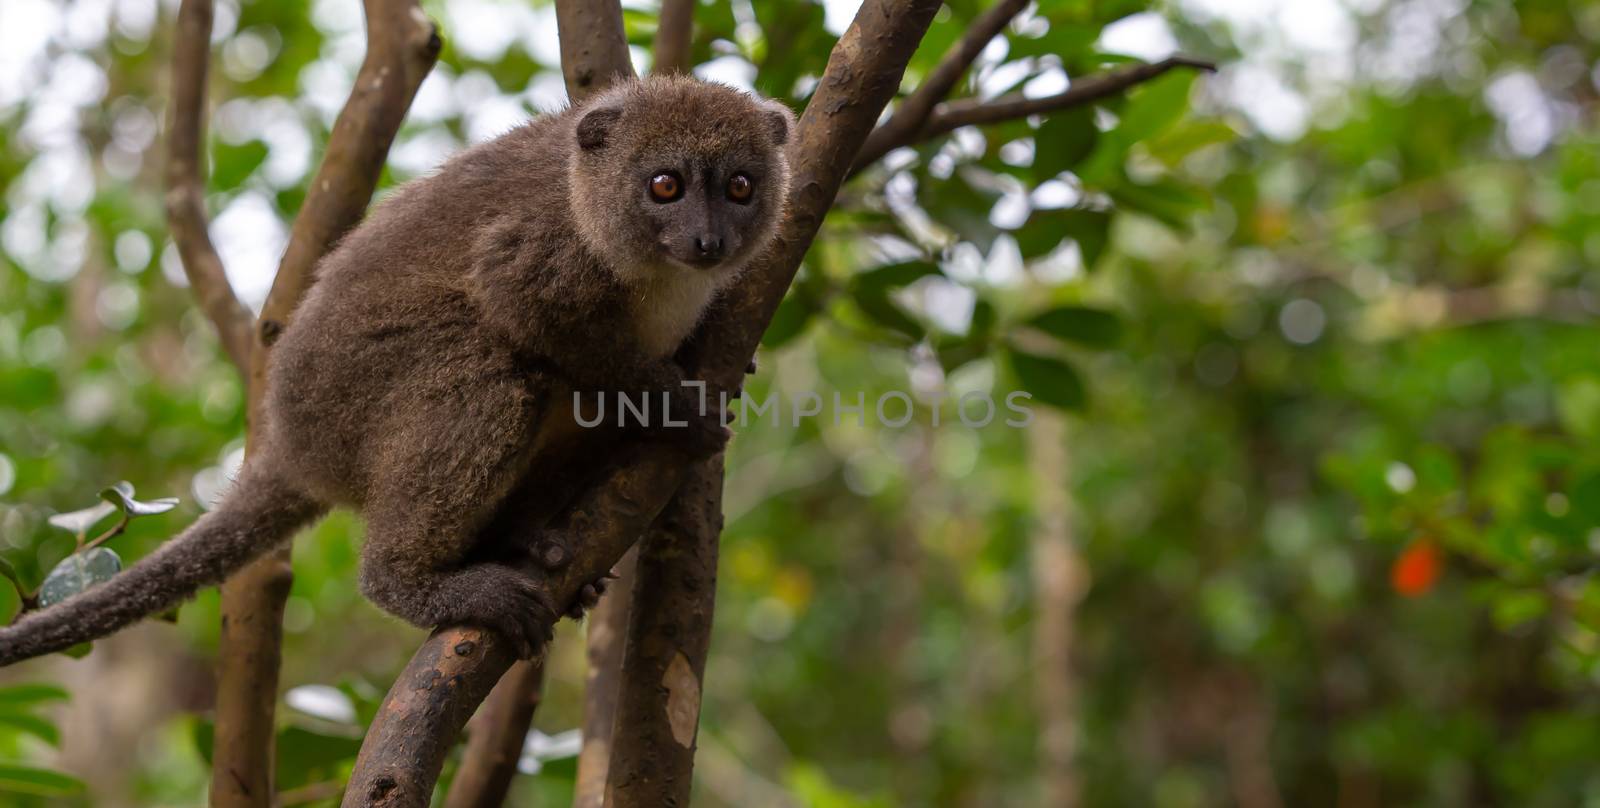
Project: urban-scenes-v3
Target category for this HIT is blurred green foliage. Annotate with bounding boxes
[0,0,1597,806]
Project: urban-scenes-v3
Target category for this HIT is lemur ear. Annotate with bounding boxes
[762,102,796,147]
[576,105,623,151]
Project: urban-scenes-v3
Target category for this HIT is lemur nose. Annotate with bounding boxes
[693,236,724,258]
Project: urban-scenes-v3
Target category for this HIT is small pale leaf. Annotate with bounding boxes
[46,502,117,536]
[37,548,123,608]
[99,482,179,517]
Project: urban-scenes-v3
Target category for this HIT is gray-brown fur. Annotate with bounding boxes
[0,76,793,665]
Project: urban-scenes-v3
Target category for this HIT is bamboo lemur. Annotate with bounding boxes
[0,76,795,664]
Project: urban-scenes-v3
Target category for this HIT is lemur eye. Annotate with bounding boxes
[648,172,683,203]
[726,173,754,204]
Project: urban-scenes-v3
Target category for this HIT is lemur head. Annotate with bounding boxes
[569,76,794,286]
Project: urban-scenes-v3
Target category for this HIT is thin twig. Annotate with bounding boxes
[165,0,254,372]
[853,55,1218,174]
[853,0,1030,175]
[81,515,131,554]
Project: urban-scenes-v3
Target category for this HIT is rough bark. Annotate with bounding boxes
[338,4,942,805]
[165,0,440,804]
[442,659,546,808]
[1028,412,1086,807]
[652,0,695,75]
[605,460,724,807]
[572,545,638,808]
[555,0,636,103]
[852,55,1216,173]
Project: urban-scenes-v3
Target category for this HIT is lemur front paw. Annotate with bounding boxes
[432,564,558,659]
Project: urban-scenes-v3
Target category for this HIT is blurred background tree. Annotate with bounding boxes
[0,0,1596,806]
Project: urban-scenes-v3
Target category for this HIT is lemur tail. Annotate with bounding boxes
[0,462,325,666]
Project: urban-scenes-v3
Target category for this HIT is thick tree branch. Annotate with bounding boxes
[653,0,695,75]
[572,546,638,808]
[210,2,440,806]
[338,3,941,805]
[165,0,253,372]
[442,659,546,808]
[555,0,636,102]
[606,460,723,807]
[852,0,1028,176]
[852,55,1217,173]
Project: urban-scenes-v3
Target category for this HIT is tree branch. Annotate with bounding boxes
[852,55,1218,174]
[572,546,638,808]
[442,659,546,808]
[852,0,1029,177]
[338,3,942,805]
[209,1,440,805]
[606,460,723,807]
[555,0,636,102]
[653,0,695,75]
[164,0,253,372]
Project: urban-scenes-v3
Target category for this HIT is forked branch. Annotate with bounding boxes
[853,0,1030,176]
[338,2,943,805]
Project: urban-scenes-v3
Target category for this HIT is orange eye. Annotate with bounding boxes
[726,173,753,203]
[649,172,682,202]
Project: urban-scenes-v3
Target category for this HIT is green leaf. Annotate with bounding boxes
[0,711,60,747]
[852,261,940,294]
[0,764,84,797]
[37,548,123,608]
[99,481,179,518]
[0,685,70,708]
[1015,208,1111,269]
[852,288,923,342]
[1005,347,1087,411]
[1144,121,1238,165]
[209,140,269,192]
[1109,179,1206,232]
[1026,306,1123,348]
[1033,107,1099,179]
[761,294,815,349]
[1112,70,1196,145]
